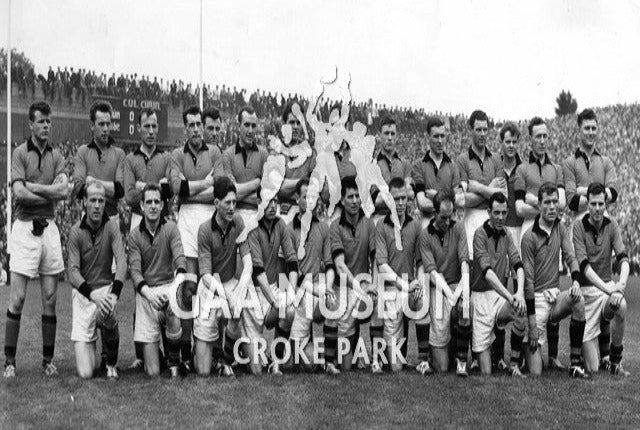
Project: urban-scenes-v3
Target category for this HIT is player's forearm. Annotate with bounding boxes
[485,269,512,301]
[14,187,49,205]
[187,179,210,196]
[430,270,454,298]
[27,182,69,200]
[278,178,298,198]
[378,263,404,291]
[235,179,260,201]
[515,200,539,219]
[416,193,434,213]
[619,261,630,290]
[583,265,610,294]
[336,262,357,288]
[256,273,277,304]
[188,187,214,203]
[463,192,485,208]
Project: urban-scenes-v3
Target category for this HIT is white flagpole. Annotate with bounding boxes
[199,0,203,110]
[6,0,12,250]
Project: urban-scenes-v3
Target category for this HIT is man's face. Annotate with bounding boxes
[434,201,454,231]
[580,119,598,149]
[296,185,308,213]
[141,189,163,224]
[391,185,408,218]
[539,191,558,224]
[239,111,258,147]
[429,126,446,157]
[380,124,397,153]
[285,113,304,145]
[30,110,51,143]
[263,197,277,221]
[531,123,548,159]
[501,131,519,159]
[138,112,158,148]
[184,113,203,147]
[91,110,112,145]
[488,201,508,230]
[587,192,606,223]
[471,119,489,149]
[215,192,237,223]
[341,187,362,216]
[85,185,106,224]
[203,116,223,146]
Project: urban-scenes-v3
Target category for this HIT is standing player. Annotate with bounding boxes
[456,110,506,258]
[521,183,588,378]
[246,190,298,375]
[514,117,566,370]
[288,179,336,369]
[562,109,619,370]
[194,177,253,377]
[124,108,173,231]
[470,192,526,376]
[72,100,125,219]
[491,122,523,371]
[573,183,629,376]
[375,178,426,373]
[5,101,70,377]
[67,181,126,379]
[170,105,223,371]
[221,106,269,225]
[419,190,471,376]
[277,102,316,224]
[412,117,463,228]
[128,184,187,377]
[331,176,377,374]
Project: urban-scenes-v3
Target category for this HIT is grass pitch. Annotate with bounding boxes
[1,277,640,429]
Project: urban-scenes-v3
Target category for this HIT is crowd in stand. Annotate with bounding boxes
[1,52,639,273]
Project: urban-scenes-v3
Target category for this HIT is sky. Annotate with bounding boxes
[2,0,640,120]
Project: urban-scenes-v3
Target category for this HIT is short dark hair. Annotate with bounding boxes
[499,122,520,142]
[213,176,237,201]
[341,175,358,197]
[89,100,113,122]
[388,177,405,191]
[577,108,597,126]
[141,183,162,201]
[182,105,202,126]
[203,107,221,124]
[528,117,546,136]
[468,110,488,129]
[426,117,445,135]
[28,101,51,121]
[587,182,606,201]
[380,116,396,129]
[137,108,156,125]
[433,189,455,213]
[538,182,558,202]
[489,192,508,210]
[295,178,309,196]
[237,105,256,123]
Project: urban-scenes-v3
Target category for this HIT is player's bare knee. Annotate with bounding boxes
[616,298,627,317]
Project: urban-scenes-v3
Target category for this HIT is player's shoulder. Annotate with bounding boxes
[69,220,83,235]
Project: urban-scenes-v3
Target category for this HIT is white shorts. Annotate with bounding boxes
[582,286,610,343]
[524,288,560,346]
[177,204,215,258]
[71,285,117,343]
[130,213,143,232]
[382,285,429,346]
[193,278,244,343]
[242,282,294,341]
[429,284,457,348]
[289,288,320,341]
[471,289,506,353]
[9,219,64,278]
[463,208,489,259]
[134,283,178,343]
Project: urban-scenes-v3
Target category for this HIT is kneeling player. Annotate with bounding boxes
[194,177,253,376]
[67,181,126,379]
[418,190,471,376]
[521,183,588,378]
[375,178,427,373]
[128,184,187,377]
[288,179,336,370]
[573,183,630,376]
[471,192,526,376]
[246,190,298,375]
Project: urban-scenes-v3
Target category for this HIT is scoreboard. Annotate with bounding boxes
[95,96,168,144]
